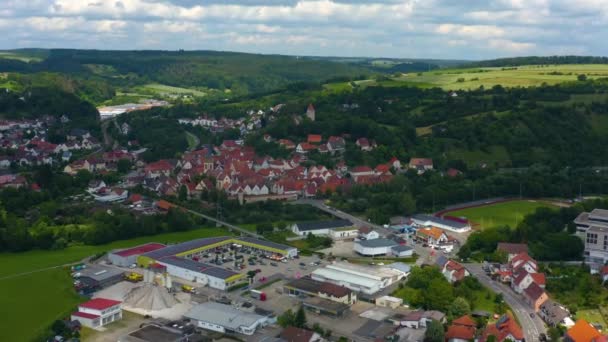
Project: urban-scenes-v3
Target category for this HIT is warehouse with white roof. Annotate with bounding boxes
[185,302,272,335]
[311,262,408,295]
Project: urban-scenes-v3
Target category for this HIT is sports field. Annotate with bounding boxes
[0,226,231,342]
[444,200,559,230]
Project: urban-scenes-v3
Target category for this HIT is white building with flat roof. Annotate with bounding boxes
[184,302,271,335]
[575,208,608,233]
[311,262,407,295]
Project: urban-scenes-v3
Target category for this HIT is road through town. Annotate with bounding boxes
[466,263,547,342]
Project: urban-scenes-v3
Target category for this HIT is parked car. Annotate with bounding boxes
[299,262,306,267]
[270,262,278,267]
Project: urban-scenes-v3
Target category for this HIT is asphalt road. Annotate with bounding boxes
[465,263,547,342]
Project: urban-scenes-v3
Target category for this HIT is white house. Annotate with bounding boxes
[71,298,122,328]
[358,227,380,240]
[411,214,471,233]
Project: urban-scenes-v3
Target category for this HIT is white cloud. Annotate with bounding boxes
[0,0,602,59]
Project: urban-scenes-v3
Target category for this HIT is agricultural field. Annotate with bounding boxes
[324,64,608,93]
[135,83,208,97]
[392,64,608,90]
[445,200,559,230]
[0,226,231,342]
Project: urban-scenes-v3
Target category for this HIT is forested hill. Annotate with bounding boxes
[0,49,371,95]
[469,55,608,67]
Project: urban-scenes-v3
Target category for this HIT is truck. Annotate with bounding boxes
[250,289,266,301]
[125,272,144,282]
[182,285,195,293]
[71,264,86,271]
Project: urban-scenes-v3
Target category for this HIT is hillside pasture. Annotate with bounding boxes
[443,200,559,230]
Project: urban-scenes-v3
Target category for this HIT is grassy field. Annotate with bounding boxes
[392,64,608,90]
[324,64,608,93]
[577,309,607,328]
[0,226,231,342]
[137,83,207,97]
[0,52,43,62]
[447,146,511,168]
[444,200,559,230]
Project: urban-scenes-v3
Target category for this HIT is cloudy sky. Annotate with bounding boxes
[1,0,607,59]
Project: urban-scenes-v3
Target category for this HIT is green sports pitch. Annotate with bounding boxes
[444,200,559,230]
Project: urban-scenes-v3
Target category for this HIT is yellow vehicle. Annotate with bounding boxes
[125,272,143,282]
[182,285,195,293]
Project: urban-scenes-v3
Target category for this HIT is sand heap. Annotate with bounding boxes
[124,284,179,311]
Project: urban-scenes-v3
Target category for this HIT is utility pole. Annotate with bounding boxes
[519,182,522,199]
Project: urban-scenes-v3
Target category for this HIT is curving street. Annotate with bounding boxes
[465,263,547,342]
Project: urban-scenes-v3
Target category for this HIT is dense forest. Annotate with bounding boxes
[0,49,371,96]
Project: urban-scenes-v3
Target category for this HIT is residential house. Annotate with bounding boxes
[358,227,380,240]
[327,136,345,154]
[479,313,524,342]
[540,299,575,328]
[280,326,324,342]
[511,271,545,294]
[307,134,322,145]
[497,243,529,261]
[565,319,604,342]
[408,158,433,174]
[296,143,316,154]
[145,160,174,178]
[356,137,373,151]
[349,166,374,179]
[441,260,470,284]
[523,282,548,312]
[415,226,448,246]
[510,252,538,277]
[446,315,477,342]
[278,139,296,150]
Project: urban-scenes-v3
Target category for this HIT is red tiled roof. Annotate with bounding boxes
[156,200,174,211]
[497,243,529,255]
[281,326,314,342]
[409,158,433,166]
[567,319,602,342]
[79,298,121,310]
[446,325,476,340]
[307,134,322,144]
[113,243,166,257]
[453,315,476,328]
[524,282,546,301]
[71,311,99,320]
[531,273,546,286]
[351,166,373,173]
[318,282,351,298]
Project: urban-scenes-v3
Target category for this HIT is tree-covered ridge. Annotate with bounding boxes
[0,49,371,96]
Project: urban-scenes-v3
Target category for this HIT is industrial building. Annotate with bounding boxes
[311,262,408,296]
[71,298,122,328]
[184,302,272,335]
[75,264,125,293]
[284,276,357,304]
[136,236,296,290]
[411,214,471,232]
[109,243,166,267]
[291,219,354,236]
[353,238,413,257]
[157,256,243,290]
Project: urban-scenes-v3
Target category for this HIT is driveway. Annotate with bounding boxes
[465,263,547,342]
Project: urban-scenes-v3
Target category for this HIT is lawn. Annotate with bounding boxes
[0,226,230,342]
[444,200,558,230]
[577,309,607,328]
